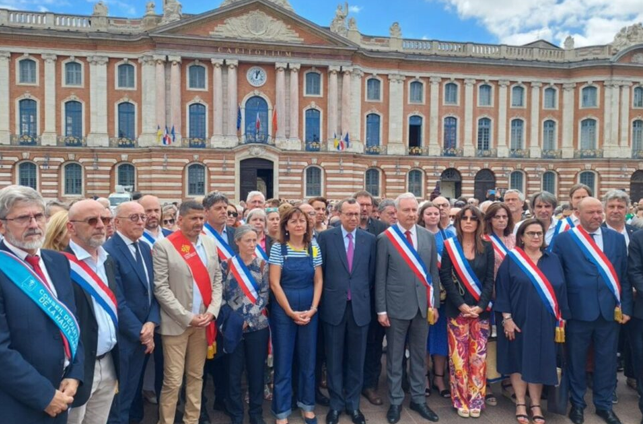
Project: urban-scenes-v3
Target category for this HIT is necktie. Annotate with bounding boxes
[347,233,354,301]
[405,230,414,249]
[132,241,143,264]
[25,255,71,360]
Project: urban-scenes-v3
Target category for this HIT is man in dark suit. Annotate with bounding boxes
[105,201,159,424]
[318,198,376,424]
[0,185,83,423]
[66,199,120,424]
[627,230,643,424]
[553,197,632,424]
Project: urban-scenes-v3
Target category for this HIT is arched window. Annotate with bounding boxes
[188,104,206,139]
[19,99,37,137]
[305,109,321,143]
[579,171,596,194]
[544,87,557,109]
[19,59,36,84]
[117,102,135,139]
[65,101,82,138]
[408,170,423,197]
[510,119,524,149]
[443,117,457,149]
[18,162,37,189]
[634,87,643,108]
[634,120,643,151]
[582,86,598,107]
[366,114,380,147]
[245,96,269,143]
[479,84,492,106]
[117,63,135,88]
[366,78,381,101]
[542,171,556,195]
[580,118,597,150]
[445,82,458,105]
[408,115,422,148]
[410,81,423,103]
[511,86,525,107]
[305,72,321,96]
[365,168,380,197]
[510,171,524,192]
[188,65,206,89]
[305,166,322,197]
[65,62,82,86]
[477,118,491,151]
[543,120,556,150]
[187,163,206,196]
[117,163,135,189]
[64,163,83,196]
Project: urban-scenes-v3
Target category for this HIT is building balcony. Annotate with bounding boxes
[542,149,562,159]
[57,135,86,147]
[574,149,603,159]
[442,147,463,157]
[476,148,497,158]
[10,134,40,146]
[304,141,328,152]
[407,146,428,156]
[365,145,387,155]
[243,133,274,145]
[109,137,137,148]
[182,138,207,148]
[509,148,530,158]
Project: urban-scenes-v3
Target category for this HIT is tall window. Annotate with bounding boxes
[444,117,457,149]
[445,82,458,105]
[634,87,643,108]
[511,86,525,107]
[19,59,36,84]
[65,62,82,86]
[366,114,380,147]
[408,170,423,197]
[245,96,269,143]
[579,171,596,194]
[189,104,206,139]
[188,65,206,89]
[305,72,321,96]
[18,162,37,189]
[544,87,557,109]
[118,63,135,88]
[543,120,556,150]
[117,163,135,188]
[633,120,643,151]
[117,102,135,139]
[580,118,597,149]
[19,99,37,137]
[510,119,524,149]
[365,168,380,197]
[479,84,492,106]
[582,86,598,107]
[305,109,321,142]
[510,171,524,192]
[305,167,322,197]
[64,163,83,195]
[366,78,381,101]
[542,171,556,195]
[410,81,423,103]
[408,115,422,148]
[187,163,206,196]
[477,118,491,150]
[65,101,82,138]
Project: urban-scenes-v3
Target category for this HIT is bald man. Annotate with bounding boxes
[139,195,173,248]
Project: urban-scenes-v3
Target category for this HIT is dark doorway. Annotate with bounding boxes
[440,168,462,199]
[474,169,496,202]
[631,170,643,205]
[240,158,274,201]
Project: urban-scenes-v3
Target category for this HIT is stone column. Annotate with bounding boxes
[610,82,621,155]
[154,55,166,132]
[41,54,57,146]
[327,65,340,146]
[87,55,109,147]
[562,83,576,158]
[210,59,224,146]
[168,55,182,142]
[0,51,9,144]
[530,82,542,157]
[138,55,157,146]
[275,62,287,142]
[428,77,441,155]
[497,80,510,157]
[621,82,632,153]
[387,73,406,155]
[463,78,475,156]
[350,68,364,152]
[341,67,352,141]
[225,59,238,146]
[603,82,614,152]
[289,63,300,143]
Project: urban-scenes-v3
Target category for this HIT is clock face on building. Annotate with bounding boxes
[247,67,267,87]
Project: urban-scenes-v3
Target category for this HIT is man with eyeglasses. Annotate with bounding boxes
[432,196,455,233]
[66,199,120,424]
[0,185,83,423]
[104,201,159,424]
[139,195,173,248]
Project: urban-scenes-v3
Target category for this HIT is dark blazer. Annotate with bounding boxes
[601,222,638,242]
[103,233,160,346]
[161,228,173,237]
[553,227,633,321]
[264,234,274,259]
[318,227,376,327]
[66,245,121,407]
[367,218,388,237]
[627,230,643,320]
[226,225,239,254]
[0,242,84,423]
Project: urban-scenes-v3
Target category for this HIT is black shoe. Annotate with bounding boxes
[386,405,401,424]
[409,402,439,422]
[326,409,341,424]
[569,405,584,424]
[199,409,211,424]
[346,410,366,424]
[213,401,230,416]
[249,416,266,424]
[596,409,622,424]
[315,388,330,407]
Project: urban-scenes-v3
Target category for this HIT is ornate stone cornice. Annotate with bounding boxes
[210,10,303,43]
[87,55,108,66]
[42,53,57,63]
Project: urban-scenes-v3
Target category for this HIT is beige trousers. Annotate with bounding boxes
[68,352,117,424]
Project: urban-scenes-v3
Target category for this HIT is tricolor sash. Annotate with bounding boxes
[484,233,509,259]
[168,231,217,358]
[547,217,574,253]
[507,248,565,342]
[141,231,157,248]
[0,251,80,360]
[255,244,269,261]
[62,252,118,329]
[444,237,491,311]
[203,223,234,261]
[228,255,261,304]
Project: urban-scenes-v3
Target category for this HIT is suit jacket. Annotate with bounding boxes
[103,233,160,346]
[318,227,376,327]
[627,230,643,320]
[226,225,238,254]
[375,225,441,320]
[601,222,638,243]
[367,218,389,237]
[153,233,223,336]
[161,228,174,237]
[553,227,633,322]
[65,245,120,407]
[0,242,84,423]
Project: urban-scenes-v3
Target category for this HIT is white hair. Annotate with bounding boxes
[394,192,418,209]
[246,191,265,203]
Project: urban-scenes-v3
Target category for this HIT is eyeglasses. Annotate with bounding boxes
[434,203,450,209]
[461,216,479,222]
[70,216,113,226]
[0,213,46,226]
[342,212,360,218]
[307,211,318,216]
[525,231,544,238]
[227,211,238,218]
[118,214,147,223]
[163,219,175,225]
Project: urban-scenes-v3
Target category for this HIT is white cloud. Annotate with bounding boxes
[433,0,643,47]
[349,5,363,13]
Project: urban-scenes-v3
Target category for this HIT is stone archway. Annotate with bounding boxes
[440,168,462,199]
[474,169,496,201]
[631,170,643,204]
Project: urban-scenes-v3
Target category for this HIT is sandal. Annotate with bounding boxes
[425,373,431,397]
[432,373,451,398]
[530,404,545,424]
[485,391,497,406]
[515,403,529,424]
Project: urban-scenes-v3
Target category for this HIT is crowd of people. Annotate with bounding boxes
[1,183,642,424]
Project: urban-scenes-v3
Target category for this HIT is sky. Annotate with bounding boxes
[1,0,643,47]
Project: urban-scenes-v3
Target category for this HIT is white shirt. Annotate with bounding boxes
[341,226,357,252]
[191,236,207,316]
[587,227,604,251]
[69,240,118,356]
[606,223,630,247]
[396,222,418,249]
[116,231,151,304]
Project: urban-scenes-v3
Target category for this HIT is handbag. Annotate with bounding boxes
[547,343,569,415]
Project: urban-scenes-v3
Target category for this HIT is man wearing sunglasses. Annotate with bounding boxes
[139,195,173,248]
[66,199,120,424]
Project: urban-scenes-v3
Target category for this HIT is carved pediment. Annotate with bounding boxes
[210,9,303,43]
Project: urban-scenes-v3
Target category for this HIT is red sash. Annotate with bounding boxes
[168,231,217,358]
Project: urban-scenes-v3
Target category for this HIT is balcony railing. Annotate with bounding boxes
[574,149,603,159]
[57,135,86,147]
[305,141,330,152]
[476,148,497,158]
[243,133,275,145]
[109,137,137,148]
[407,146,429,156]
[182,138,207,148]
[10,134,40,146]
[542,149,562,159]
[509,148,530,158]
[365,145,387,155]
[633,149,643,159]
[442,147,463,157]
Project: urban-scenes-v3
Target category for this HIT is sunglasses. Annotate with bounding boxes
[228,211,238,218]
[163,219,175,225]
[461,216,479,222]
[70,216,113,226]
